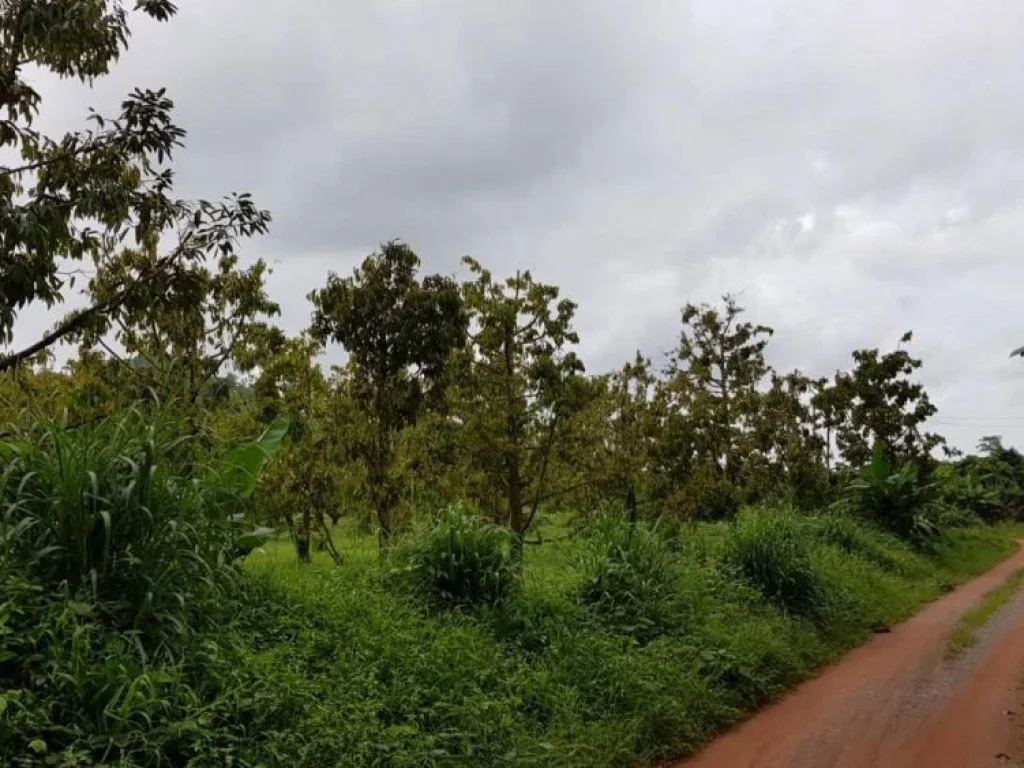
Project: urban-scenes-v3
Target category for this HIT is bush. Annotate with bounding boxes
[670,463,739,521]
[0,412,243,651]
[934,464,1003,522]
[722,508,823,617]
[0,564,302,766]
[935,503,984,530]
[844,443,938,539]
[0,411,293,765]
[935,450,1024,523]
[577,515,682,642]
[398,505,519,609]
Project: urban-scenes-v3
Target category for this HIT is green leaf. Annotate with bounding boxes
[210,416,289,498]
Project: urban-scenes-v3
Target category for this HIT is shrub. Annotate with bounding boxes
[934,464,1004,522]
[671,463,739,521]
[0,413,239,650]
[935,503,984,530]
[722,508,823,617]
[0,410,293,766]
[0,563,301,766]
[577,515,682,642]
[399,505,519,609]
[844,443,938,539]
[935,447,1024,523]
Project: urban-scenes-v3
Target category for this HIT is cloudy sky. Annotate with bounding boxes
[14,0,1024,451]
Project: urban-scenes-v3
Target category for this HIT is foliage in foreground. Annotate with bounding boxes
[1,466,1017,767]
[0,414,231,653]
[0,411,287,764]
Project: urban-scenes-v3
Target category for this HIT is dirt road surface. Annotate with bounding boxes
[678,542,1024,768]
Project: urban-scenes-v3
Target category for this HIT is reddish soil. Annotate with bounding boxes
[678,542,1024,768]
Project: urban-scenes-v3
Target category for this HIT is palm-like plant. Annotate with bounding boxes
[845,442,937,539]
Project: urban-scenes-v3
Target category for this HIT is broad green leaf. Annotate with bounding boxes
[209,416,290,498]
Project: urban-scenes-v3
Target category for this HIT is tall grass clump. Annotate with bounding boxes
[722,508,823,617]
[398,505,519,609]
[577,515,682,642]
[0,410,294,765]
[0,411,241,648]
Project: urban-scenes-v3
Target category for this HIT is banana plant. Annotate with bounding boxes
[845,441,936,539]
[207,416,290,558]
[211,416,290,498]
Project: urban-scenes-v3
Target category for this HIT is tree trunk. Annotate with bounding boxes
[625,485,637,523]
[371,455,394,553]
[372,409,402,554]
[297,506,311,563]
[825,425,832,471]
[316,514,344,566]
[509,456,525,558]
[377,502,392,553]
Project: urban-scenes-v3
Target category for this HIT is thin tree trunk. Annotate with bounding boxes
[509,456,524,558]
[297,506,311,563]
[316,514,343,566]
[625,485,637,523]
[377,502,392,552]
[502,320,526,557]
[370,409,396,554]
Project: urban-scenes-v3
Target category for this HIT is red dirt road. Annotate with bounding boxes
[679,542,1024,768]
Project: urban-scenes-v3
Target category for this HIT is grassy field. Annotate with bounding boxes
[230,510,1017,767]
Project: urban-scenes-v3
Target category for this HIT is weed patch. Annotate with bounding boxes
[722,508,823,617]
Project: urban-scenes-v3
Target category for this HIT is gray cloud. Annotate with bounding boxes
[11,0,1024,451]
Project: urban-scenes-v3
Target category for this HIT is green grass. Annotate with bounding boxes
[4,497,1018,767]
[226,509,1018,766]
[946,566,1024,657]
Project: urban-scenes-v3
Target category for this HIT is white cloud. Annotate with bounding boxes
[8,0,1024,451]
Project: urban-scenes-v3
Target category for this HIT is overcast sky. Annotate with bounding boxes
[13,0,1024,452]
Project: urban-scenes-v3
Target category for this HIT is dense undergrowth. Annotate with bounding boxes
[235,514,1011,767]
[1,414,1015,767]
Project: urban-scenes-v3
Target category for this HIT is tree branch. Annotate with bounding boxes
[0,252,177,374]
[0,134,117,176]
[0,296,122,373]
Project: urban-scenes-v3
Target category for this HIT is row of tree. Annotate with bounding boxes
[0,236,947,555]
[0,1,951,558]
